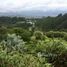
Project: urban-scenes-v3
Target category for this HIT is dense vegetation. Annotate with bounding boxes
[0,13,67,67]
[35,13,67,31]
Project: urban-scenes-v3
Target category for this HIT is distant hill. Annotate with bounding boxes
[0,10,67,17]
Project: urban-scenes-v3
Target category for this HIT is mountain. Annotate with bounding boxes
[0,10,67,17]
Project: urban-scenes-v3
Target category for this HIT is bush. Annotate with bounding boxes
[0,30,67,67]
[34,39,67,65]
[0,34,25,53]
[20,30,31,42]
[0,28,7,41]
[0,50,52,67]
[46,31,65,38]
[53,52,67,67]
[0,50,13,67]
[33,31,45,40]
[13,28,31,41]
[63,33,67,41]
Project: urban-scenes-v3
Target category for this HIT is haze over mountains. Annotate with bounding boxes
[0,10,67,17]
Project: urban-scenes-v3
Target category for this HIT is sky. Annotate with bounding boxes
[0,0,67,16]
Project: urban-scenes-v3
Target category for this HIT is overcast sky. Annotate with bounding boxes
[0,0,67,12]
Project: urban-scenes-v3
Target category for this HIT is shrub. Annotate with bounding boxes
[0,34,25,53]
[0,50,13,67]
[0,50,52,67]
[46,31,65,38]
[0,28,7,41]
[14,28,31,41]
[33,31,45,40]
[20,30,31,41]
[63,33,67,41]
[53,52,67,67]
[43,40,67,66]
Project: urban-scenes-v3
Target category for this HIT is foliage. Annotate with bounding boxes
[53,52,67,67]
[0,31,66,67]
[35,13,67,31]
[33,31,45,40]
[63,33,67,41]
[0,34,25,53]
[46,31,65,38]
[11,28,32,41]
[0,14,67,67]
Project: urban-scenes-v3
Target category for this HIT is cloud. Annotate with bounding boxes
[0,0,67,12]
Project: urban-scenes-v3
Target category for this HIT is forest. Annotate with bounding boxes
[0,13,67,67]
